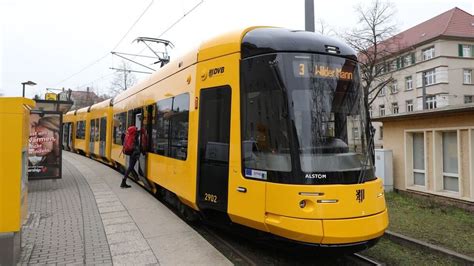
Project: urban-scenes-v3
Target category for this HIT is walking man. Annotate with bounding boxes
[121,125,140,188]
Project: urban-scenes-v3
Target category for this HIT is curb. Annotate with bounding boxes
[385,230,474,265]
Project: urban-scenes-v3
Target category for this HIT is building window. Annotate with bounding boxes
[379,126,383,140]
[352,127,359,139]
[390,60,397,71]
[424,69,436,85]
[464,95,474,104]
[422,46,435,61]
[405,76,413,90]
[390,80,398,94]
[463,69,472,84]
[403,54,414,67]
[392,102,399,114]
[376,63,387,74]
[425,96,437,109]
[406,100,414,112]
[379,87,386,97]
[459,44,472,58]
[442,131,459,192]
[379,104,385,116]
[413,133,425,186]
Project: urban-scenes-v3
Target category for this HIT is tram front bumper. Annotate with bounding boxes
[264,209,388,245]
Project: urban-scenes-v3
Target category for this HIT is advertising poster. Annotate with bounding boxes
[28,111,62,179]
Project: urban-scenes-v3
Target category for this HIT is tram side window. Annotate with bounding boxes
[152,98,172,156]
[90,119,96,142]
[113,112,127,145]
[150,93,189,160]
[95,118,100,141]
[62,123,70,144]
[76,120,86,140]
[100,117,106,142]
[241,55,292,172]
[127,110,134,127]
[170,94,189,160]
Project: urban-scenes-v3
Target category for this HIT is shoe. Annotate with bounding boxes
[120,183,131,188]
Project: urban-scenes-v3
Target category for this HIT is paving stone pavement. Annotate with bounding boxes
[20,151,231,265]
[21,159,113,265]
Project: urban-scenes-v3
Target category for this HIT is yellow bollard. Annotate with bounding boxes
[0,97,35,265]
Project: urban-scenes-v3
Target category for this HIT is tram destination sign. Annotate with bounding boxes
[293,60,354,81]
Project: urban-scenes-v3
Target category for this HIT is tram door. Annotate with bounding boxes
[99,117,106,157]
[197,86,231,213]
[89,119,95,154]
[133,112,143,176]
[67,123,73,150]
[130,109,153,190]
[62,123,70,150]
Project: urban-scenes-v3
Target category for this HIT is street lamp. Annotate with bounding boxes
[21,81,37,98]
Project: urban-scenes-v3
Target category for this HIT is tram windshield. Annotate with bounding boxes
[241,53,374,184]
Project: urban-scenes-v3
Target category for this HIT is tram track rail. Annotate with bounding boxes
[192,220,385,265]
[196,224,258,266]
[384,231,474,265]
[349,253,383,265]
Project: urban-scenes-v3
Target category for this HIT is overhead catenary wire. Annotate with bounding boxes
[54,0,155,87]
[54,53,109,87]
[77,72,116,89]
[157,0,203,38]
[132,0,204,58]
[57,0,204,90]
[111,0,155,51]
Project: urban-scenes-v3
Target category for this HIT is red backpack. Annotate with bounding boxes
[123,126,138,155]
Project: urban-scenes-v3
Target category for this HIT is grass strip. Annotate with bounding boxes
[361,238,460,265]
[384,192,474,257]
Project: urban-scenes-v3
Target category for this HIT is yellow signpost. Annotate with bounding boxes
[45,92,57,101]
[0,97,35,265]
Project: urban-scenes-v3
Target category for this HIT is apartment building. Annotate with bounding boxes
[369,7,474,148]
[370,8,474,204]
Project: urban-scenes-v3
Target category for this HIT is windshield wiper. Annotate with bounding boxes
[357,124,375,183]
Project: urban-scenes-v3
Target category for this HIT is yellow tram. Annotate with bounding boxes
[62,110,75,151]
[88,99,113,163]
[73,106,90,155]
[63,26,388,250]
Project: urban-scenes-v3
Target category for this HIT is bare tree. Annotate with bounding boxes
[109,61,137,97]
[343,0,399,106]
[315,19,336,36]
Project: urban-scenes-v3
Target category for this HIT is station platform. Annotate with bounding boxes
[20,151,231,265]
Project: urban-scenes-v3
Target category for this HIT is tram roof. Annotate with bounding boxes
[76,106,89,114]
[112,26,357,105]
[89,98,112,111]
[241,27,357,60]
[112,46,198,105]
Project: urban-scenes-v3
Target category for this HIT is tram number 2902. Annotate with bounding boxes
[204,193,218,203]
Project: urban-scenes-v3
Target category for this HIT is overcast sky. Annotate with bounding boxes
[1,0,473,98]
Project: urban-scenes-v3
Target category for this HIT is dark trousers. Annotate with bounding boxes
[122,154,139,183]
